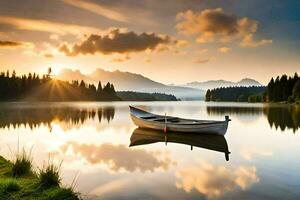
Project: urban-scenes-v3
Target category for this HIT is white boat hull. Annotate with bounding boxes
[129,106,230,136]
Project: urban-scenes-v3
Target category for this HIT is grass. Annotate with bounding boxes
[38,162,61,188]
[0,178,20,193]
[0,154,80,200]
[12,149,32,177]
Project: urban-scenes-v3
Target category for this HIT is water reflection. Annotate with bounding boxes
[0,106,115,130]
[207,105,300,133]
[130,128,230,161]
[176,163,259,198]
[207,106,264,115]
[57,142,174,172]
[264,105,300,133]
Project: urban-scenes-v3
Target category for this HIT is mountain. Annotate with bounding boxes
[57,68,204,100]
[182,78,262,90]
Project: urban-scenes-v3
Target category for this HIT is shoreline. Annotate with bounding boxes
[0,156,79,200]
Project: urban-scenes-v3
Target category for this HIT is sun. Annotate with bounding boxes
[51,65,63,76]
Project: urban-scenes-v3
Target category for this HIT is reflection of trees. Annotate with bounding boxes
[97,107,115,123]
[0,107,115,130]
[264,105,300,133]
[206,106,264,116]
[206,105,300,133]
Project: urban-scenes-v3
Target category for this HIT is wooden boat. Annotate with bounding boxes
[129,106,231,135]
[130,128,230,161]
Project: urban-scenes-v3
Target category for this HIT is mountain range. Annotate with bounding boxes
[57,68,262,100]
[181,78,262,90]
[57,68,205,100]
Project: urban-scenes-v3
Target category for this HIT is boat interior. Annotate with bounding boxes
[140,115,221,125]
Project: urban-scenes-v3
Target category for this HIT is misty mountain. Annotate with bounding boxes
[182,78,262,90]
[57,68,205,100]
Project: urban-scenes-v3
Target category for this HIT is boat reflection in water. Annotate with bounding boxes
[130,128,230,161]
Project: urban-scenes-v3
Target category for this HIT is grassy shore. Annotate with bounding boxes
[0,155,79,200]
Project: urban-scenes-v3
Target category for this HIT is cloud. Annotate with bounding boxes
[49,34,59,41]
[176,8,272,47]
[240,34,272,47]
[195,58,210,64]
[218,47,231,53]
[111,54,130,62]
[176,161,259,198]
[60,142,174,172]
[0,40,33,49]
[44,53,54,58]
[59,29,172,56]
[0,40,22,48]
[175,39,189,47]
[62,0,128,23]
[0,16,102,36]
[197,49,208,54]
[240,148,272,161]
[195,56,215,64]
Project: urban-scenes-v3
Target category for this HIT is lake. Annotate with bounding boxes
[0,101,299,199]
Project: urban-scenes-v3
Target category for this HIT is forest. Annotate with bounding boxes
[117,91,177,101]
[0,69,179,102]
[0,68,120,101]
[205,86,266,102]
[266,73,300,102]
[205,73,300,103]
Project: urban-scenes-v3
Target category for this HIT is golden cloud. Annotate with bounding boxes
[62,0,128,23]
[59,29,172,56]
[176,8,272,47]
[240,33,272,48]
[111,54,130,62]
[0,40,34,49]
[0,16,102,36]
[0,40,23,48]
[195,56,215,64]
[218,47,231,53]
[175,39,189,48]
[60,142,174,172]
[176,162,259,198]
[44,53,54,58]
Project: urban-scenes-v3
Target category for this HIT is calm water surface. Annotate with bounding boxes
[0,101,299,200]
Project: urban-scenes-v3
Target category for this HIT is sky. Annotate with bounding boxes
[0,0,299,85]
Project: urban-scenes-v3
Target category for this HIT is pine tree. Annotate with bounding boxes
[97,81,102,92]
[293,80,300,100]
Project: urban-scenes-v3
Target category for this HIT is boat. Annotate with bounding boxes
[130,128,230,161]
[129,106,231,135]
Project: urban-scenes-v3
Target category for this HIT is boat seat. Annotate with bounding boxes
[141,116,157,119]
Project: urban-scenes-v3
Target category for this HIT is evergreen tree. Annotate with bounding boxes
[293,80,300,100]
[79,80,86,88]
[97,81,102,92]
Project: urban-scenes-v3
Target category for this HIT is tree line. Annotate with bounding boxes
[205,86,266,102]
[205,72,300,103]
[117,91,177,101]
[0,68,120,101]
[267,73,299,102]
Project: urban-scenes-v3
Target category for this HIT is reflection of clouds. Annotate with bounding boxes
[241,148,272,161]
[90,178,129,197]
[59,142,175,172]
[176,161,259,198]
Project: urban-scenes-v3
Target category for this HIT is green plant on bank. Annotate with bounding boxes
[0,151,79,200]
[12,149,33,177]
[38,161,62,189]
[0,178,20,193]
